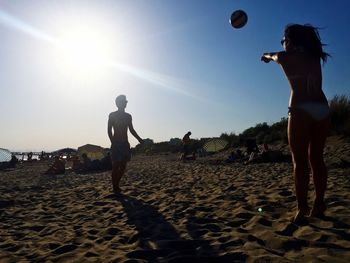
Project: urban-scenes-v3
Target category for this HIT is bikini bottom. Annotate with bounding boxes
[289,102,330,121]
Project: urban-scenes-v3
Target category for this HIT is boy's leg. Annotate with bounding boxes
[111,161,121,192]
[111,161,127,192]
[288,110,312,221]
[118,161,127,186]
[184,145,189,156]
[309,116,330,217]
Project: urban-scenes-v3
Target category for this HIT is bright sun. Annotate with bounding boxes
[56,26,114,77]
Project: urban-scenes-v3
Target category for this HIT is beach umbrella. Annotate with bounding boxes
[203,139,228,153]
[0,148,12,162]
[78,144,106,160]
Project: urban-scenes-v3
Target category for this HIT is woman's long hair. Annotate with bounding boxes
[284,24,330,63]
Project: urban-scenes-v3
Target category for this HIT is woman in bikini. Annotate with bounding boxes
[261,24,330,223]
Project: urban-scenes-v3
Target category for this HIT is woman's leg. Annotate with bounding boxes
[288,110,312,221]
[309,116,330,216]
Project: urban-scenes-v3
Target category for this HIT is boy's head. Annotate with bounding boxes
[115,95,128,109]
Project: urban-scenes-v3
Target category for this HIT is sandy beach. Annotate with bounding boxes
[1,136,349,262]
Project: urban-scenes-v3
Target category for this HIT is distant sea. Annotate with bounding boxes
[15,154,40,161]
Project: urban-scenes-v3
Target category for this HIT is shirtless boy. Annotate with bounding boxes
[108,95,143,193]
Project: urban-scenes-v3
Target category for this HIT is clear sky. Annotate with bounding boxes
[1,0,349,152]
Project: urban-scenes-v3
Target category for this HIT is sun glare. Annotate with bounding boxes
[56,26,114,76]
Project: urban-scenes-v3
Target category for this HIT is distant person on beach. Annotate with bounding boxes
[27,152,33,161]
[39,151,45,160]
[9,155,18,167]
[71,156,83,173]
[108,95,143,193]
[244,139,259,163]
[44,156,65,175]
[81,153,92,171]
[226,149,244,163]
[182,131,191,159]
[262,24,330,223]
[245,138,259,155]
[262,143,269,153]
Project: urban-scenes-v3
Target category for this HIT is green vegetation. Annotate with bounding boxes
[134,94,349,154]
[220,118,288,146]
[329,95,350,136]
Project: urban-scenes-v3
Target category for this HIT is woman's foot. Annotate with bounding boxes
[291,207,310,224]
[311,201,326,218]
[113,186,121,194]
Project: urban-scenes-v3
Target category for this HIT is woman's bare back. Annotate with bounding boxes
[278,51,328,107]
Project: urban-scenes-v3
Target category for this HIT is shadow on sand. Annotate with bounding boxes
[109,194,239,262]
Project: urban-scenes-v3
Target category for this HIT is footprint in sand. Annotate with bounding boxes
[48,243,61,250]
[257,217,272,227]
[28,225,46,232]
[219,239,245,250]
[126,249,163,261]
[92,201,109,206]
[278,189,293,196]
[226,219,248,228]
[236,212,254,220]
[195,206,213,212]
[247,234,266,246]
[0,200,15,208]
[281,239,309,250]
[87,229,99,235]
[85,251,99,257]
[2,243,20,252]
[52,244,78,255]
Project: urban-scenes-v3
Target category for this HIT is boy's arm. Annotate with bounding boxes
[107,114,113,143]
[129,116,143,143]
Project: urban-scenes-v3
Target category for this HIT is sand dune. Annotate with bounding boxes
[1,137,350,262]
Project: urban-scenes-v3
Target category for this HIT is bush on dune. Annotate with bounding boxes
[329,95,350,136]
[238,119,288,145]
[237,94,350,144]
[220,132,239,147]
[133,94,349,154]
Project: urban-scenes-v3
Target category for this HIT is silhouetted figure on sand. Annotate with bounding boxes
[44,156,65,175]
[27,152,33,161]
[71,155,84,173]
[226,149,244,163]
[245,138,259,155]
[72,153,93,173]
[262,24,330,223]
[108,95,143,193]
[81,153,92,171]
[182,131,191,160]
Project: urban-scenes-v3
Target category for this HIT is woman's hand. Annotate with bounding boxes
[261,52,280,63]
[261,53,271,63]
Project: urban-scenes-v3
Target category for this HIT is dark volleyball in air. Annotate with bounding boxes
[230,10,248,29]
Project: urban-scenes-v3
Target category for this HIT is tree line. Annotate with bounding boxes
[134,94,350,154]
